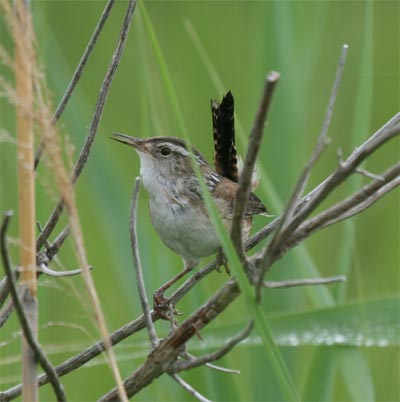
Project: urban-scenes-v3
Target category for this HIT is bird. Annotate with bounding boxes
[110,133,268,274]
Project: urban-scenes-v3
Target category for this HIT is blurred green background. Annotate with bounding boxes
[0,0,399,401]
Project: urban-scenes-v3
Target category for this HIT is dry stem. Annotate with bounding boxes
[1,212,66,401]
[34,0,117,168]
[10,0,38,398]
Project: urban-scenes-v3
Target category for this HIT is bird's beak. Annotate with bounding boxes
[110,133,147,153]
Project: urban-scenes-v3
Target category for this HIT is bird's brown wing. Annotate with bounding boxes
[212,174,269,217]
[211,91,239,183]
[246,192,269,217]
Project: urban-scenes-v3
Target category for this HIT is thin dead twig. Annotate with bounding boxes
[34,0,116,168]
[36,0,137,250]
[0,0,117,315]
[29,2,138,401]
[97,278,241,401]
[257,106,399,294]
[279,118,399,244]
[129,177,158,348]
[37,263,90,277]
[258,45,349,298]
[253,164,400,267]
[287,164,400,246]
[244,120,399,253]
[181,352,240,374]
[0,224,68,307]
[263,276,345,289]
[355,167,385,182]
[169,322,253,373]
[0,212,66,402]
[0,225,70,326]
[0,310,157,400]
[230,71,280,260]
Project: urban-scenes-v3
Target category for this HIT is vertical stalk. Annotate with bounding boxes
[14,0,37,400]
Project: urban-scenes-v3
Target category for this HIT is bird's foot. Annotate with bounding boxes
[153,289,182,320]
[216,247,231,275]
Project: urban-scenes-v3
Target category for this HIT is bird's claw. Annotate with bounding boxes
[216,248,231,275]
[153,290,183,320]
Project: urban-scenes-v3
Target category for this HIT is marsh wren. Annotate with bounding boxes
[111,133,268,273]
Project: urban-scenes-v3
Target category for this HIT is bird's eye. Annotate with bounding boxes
[160,147,171,156]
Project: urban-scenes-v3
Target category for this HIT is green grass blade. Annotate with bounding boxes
[333,2,376,400]
[338,349,375,401]
[139,2,299,400]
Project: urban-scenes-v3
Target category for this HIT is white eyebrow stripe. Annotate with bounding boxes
[158,143,190,157]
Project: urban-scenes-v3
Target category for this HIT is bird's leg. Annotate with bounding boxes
[216,247,230,275]
[153,260,197,319]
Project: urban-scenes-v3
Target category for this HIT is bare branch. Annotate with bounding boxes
[263,276,345,289]
[181,352,240,374]
[287,164,400,247]
[231,72,280,260]
[258,45,349,298]
[332,173,399,220]
[36,0,137,250]
[42,225,70,262]
[1,212,67,402]
[97,279,241,401]
[0,311,157,400]
[287,119,399,232]
[0,224,70,324]
[129,177,158,348]
[275,45,348,233]
[34,0,116,168]
[169,322,253,372]
[355,167,385,181]
[37,263,90,277]
[259,117,400,276]
[202,362,240,375]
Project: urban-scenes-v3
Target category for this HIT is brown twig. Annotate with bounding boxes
[0,311,157,400]
[36,0,137,251]
[97,278,241,401]
[0,225,70,327]
[257,45,349,298]
[285,164,400,249]
[1,212,67,402]
[28,2,137,401]
[169,322,253,372]
[263,276,345,289]
[257,117,399,282]
[230,71,280,260]
[278,120,399,243]
[34,0,116,169]
[129,177,158,348]
[0,0,119,317]
[0,224,69,312]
